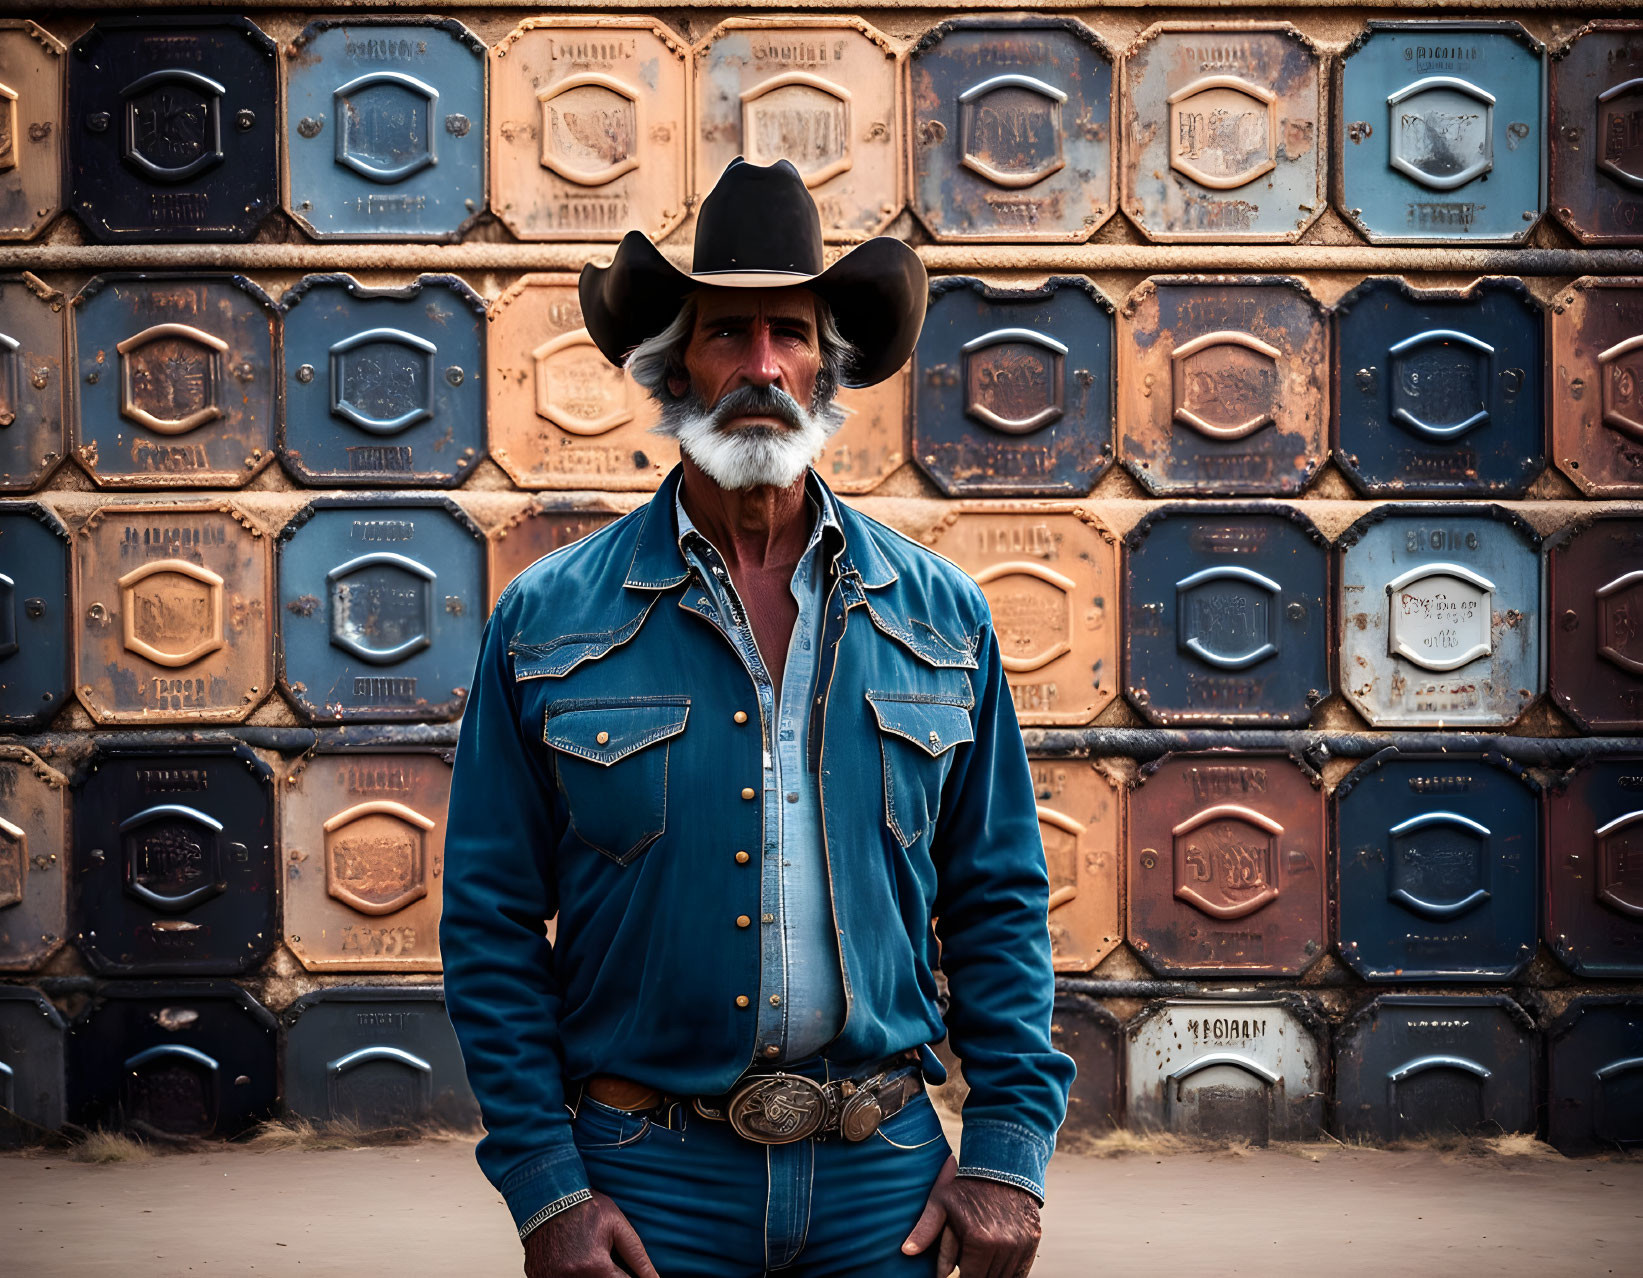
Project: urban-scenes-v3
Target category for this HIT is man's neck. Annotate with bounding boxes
[678,456,812,572]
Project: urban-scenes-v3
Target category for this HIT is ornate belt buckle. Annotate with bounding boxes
[727,1073,827,1144]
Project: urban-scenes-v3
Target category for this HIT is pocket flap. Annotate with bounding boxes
[545,700,690,766]
[865,693,976,758]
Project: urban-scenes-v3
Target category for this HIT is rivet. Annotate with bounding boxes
[295,364,315,384]
[734,710,748,724]
[735,995,750,1008]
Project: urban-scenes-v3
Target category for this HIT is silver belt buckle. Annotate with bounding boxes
[727,1073,828,1144]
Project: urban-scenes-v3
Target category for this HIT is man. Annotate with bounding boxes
[441,158,1073,1278]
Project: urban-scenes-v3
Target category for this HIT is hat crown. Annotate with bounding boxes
[691,157,825,277]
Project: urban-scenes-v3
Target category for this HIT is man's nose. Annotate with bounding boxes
[740,322,784,388]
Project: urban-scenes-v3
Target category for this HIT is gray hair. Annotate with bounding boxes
[624,293,860,410]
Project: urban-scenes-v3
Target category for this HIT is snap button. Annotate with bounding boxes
[596,731,610,746]
[735,995,750,1008]
[929,730,940,747]
[735,851,750,864]
[763,1046,780,1058]
[786,792,799,803]
[736,915,751,928]
[734,710,748,724]
[741,787,756,800]
[769,995,781,1006]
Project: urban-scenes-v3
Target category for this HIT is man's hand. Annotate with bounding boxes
[901,1155,1042,1278]
[523,1192,659,1278]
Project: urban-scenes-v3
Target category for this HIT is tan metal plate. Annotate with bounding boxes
[1032,758,1120,972]
[815,366,906,494]
[490,18,690,243]
[1551,276,1643,496]
[281,750,450,972]
[488,272,675,491]
[695,18,901,240]
[73,502,271,724]
[488,498,623,610]
[0,745,67,971]
[923,504,1119,725]
[0,21,64,241]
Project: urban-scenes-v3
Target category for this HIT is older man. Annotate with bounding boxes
[441,158,1072,1278]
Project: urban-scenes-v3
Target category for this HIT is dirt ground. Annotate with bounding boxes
[3,1128,1640,1277]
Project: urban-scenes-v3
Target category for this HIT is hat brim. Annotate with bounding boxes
[579,231,928,389]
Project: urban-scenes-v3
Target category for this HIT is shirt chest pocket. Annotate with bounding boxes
[544,697,690,866]
[865,692,976,848]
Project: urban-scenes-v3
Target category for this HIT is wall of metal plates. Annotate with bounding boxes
[2,3,1642,1155]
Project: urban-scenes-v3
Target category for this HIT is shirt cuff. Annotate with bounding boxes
[955,1118,1052,1204]
[502,1148,593,1240]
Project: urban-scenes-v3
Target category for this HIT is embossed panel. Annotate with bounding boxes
[70,274,276,489]
[74,745,275,976]
[0,748,68,972]
[1052,996,1122,1137]
[491,18,689,242]
[922,505,1118,725]
[1549,516,1643,730]
[67,16,277,242]
[1121,23,1324,243]
[1545,758,1643,978]
[1334,278,1544,497]
[815,365,907,495]
[0,22,64,241]
[487,498,623,610]
[1338,505,1541,728]
[696,18,899,239]
[0,275,66,491]
[909,16,1114,243]
[1124,506,1329,727]
[487,273,673,491]
[278,497,485,722]
[1128,753,1325,975]
[74,503,271,725]
[1550,22,1643,245]
[1335,750,1538,982]
[1337,21,1546,244]
[284,19,485,242]
[1126,999,1323,1142]
[280,274,485,487]
[0,988,66,1146]
[1551,277,1643,496]
[1548,997,1643,1155]
[1029,759,1119,971]
[913,276,1113,496]
[0,503,68,729]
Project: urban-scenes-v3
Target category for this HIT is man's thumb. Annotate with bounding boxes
[902,1155,958,1255]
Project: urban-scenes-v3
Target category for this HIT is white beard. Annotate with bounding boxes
[654,386,849,491]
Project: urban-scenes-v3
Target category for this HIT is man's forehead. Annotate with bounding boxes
[692,286,818,323]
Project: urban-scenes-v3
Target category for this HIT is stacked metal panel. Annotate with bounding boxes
[0,6,1640,1153]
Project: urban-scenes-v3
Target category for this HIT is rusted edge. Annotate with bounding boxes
[3,272,66,308]
[284,740,454,788]
[700,14,898,59]
[495,494,629,539]
[1120,274,1320,320]
[70,272,279,314]
[0,19,64,55]
[1553,274,1643,312]
[1133,747,1320,789]
[276,493,486,545]
[928,273,1115,314]
[74,738,273,790]
[1339,991,1538,1035]
[486,271,579,319]
[1547,993,1643,1038]
[1334,501,1543,552]
[910,13,1113,60]
[79,499,266,539]
[1354,17,1546,58]
[494,14,690,62]
[290,15,486,58]
[1333,274,1544,315]
[1122,989,1331,1042]
[1543,508,1643,554]
[1122,500,1329,552]
[1331,746,1540,808]
[1551,17,1643,60]
[279,272,487,317]
[282,982,449,1028]
[0,741,68,790]
[0,501,70,546]
[1125,19,1321,61]
[1051,991,1124,1029]
[67,977,278,1029]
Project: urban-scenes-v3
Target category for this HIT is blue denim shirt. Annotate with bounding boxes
[441,466,1074,1239]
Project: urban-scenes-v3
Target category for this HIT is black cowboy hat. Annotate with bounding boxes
[579,157,927,388]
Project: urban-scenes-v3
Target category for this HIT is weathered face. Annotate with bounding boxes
[667,286,823,428]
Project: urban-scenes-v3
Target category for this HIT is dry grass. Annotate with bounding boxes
[247,1116,479,1152]
[68,1130,156,1164]
[1059,1126,1577,1164]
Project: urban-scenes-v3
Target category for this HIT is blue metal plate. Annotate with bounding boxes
[277,497,486,722]
[0,503,67,729]
[0,987,66,1146]
[1334,277,1544,496]
[1335,749,1539,982]
[1336,22,1546,244]
[1545,758,1643,978]
[0,274,68,491]
[1548,997,1643,1155]
[279,274,485,487]
[1334,995,1537,1142]
[1123,505,1329,726]
[912,275,1113,495]
[67,16,278,243]
[282,987,478,1127]
[284,19,486,242]
[1337,504,1541,727]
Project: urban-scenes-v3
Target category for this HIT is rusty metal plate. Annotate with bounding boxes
[1548,996,1643,1155]
[1334,995,1537,1142]
[69,273,277,489]
[1051,995,1122,1137]
[0,987,66,1146]
[487,272,674,491]
[1031,758,1119,971]
[0,274,68,491]
[0,747,68,972]
[0,21,64,241]
[1544,758,1643,978]
[909,16,1114,243]
[488,498,621,610]
[1550,22,1643,245]
[1549,516,1643,731]
[283,18,486,242]
[1336,22,1546,245]
[922,505,1118,725]
[283,987,478,1126]
[73,744,276,977]
[67,16,278,243]
[1334,277,1544,498]
[815,365,906,494]
[1551,277,1643,496]
[490,18,689,243]
[912,276,1114,496]
[0,503,68,729]
[69,980,276,1139]
[1119,276,1327,496]
[1335,749,1539,982]
[1123,505,1329,727]
[1127,753,1325,976]
[1121,23,1324,243]
[277,497,486,723]
[1338,505,1541,728]
[1125,998,1323,1142]
[695,18,901,240]
[74,502,271,725]
[281,749,450,972]
[279,274,485,488]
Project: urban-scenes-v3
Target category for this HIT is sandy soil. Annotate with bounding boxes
[3,1132,1640,1277]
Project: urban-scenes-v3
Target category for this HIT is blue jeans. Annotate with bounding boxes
[570,1085,951,1277]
